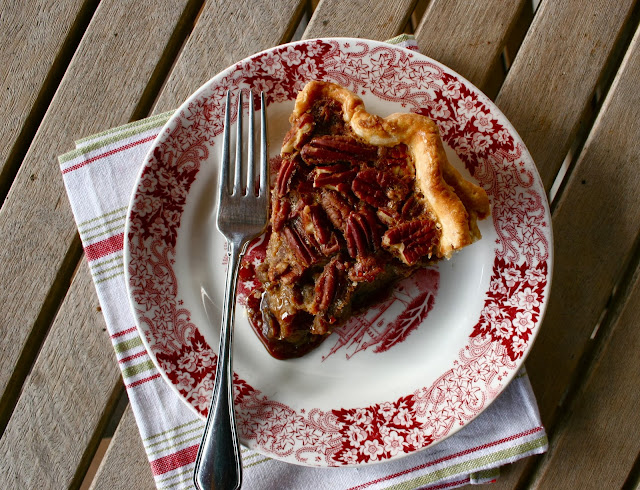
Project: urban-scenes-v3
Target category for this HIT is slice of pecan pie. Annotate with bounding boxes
[251,81,490,359]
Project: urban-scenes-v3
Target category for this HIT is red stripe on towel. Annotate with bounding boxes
[62,134,157,174]
[84,232,124,261]
[150,444,199,476]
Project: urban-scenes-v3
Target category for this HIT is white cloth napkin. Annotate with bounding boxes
[59,36,547,489]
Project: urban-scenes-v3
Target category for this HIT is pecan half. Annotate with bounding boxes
[382,219,439,265]
[300,135,377,166]
[344,211,379,258]
[361,206,382,247]
[313,163,357,193]
[313,258,342,313]
[376,208,400,227]
[352,169,409,208]
[283,224,320,268]
[276,154,300,197]
[272,198,290,232]
[320,190,352,232]
[401,193,425,220]
[300,203,341,257]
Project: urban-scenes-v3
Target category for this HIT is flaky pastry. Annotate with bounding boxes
[248,81,490,359]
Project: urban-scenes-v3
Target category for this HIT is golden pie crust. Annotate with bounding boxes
[250,81,490,358]
[285,81,490,258]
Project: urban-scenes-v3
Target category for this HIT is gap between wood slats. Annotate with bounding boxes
[70,382,126,490]
[78,386,129,490]
[290,0,314,41]
[525,236,640,488]
[65,2,208,488]
[548,2,640,209]
[0,0,100,208]
[403,0,430,34]
[621,449,640,490]
[0,236,83,437]
[134,0,207,118]
[510,8,640,488]
[0,0,207,479]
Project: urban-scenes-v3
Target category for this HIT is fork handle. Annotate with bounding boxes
[194,239,244,490]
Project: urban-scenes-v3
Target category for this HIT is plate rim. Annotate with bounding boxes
[124,36,554,467]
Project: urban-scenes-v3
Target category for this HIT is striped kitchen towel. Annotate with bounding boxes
[58,35,547,489]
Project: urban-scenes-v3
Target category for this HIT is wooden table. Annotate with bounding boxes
[2,1,639,488]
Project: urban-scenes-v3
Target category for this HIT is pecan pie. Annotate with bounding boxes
[250,81,490,359]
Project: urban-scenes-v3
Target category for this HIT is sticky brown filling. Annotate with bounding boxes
[250,96,441,359]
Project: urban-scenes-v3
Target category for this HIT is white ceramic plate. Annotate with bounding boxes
[124,38,553,467]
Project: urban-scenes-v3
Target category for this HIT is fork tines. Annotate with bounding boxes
[219,90,268,199]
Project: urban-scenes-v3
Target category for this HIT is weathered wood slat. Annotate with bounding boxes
[533,272,640,487]
[0,0,95,198]
[492,12,640,490]
[69,2,640,488]
[414,0,528,97]
[527,23,640,488]
[518,11,640,426]
[153,0,306,113]
[0,0,196,439]
[0,261,123,489]
[78,1,308,487]
[90,405,155,490]
[303,0,417,40]
[495,0,636,191]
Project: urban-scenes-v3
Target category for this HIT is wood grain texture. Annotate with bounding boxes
[0,261,122,489]
[0,0,91,190]
[414,0,528,96]
[75,1,308,486]
[526,15,640,432]
[495,0,636,191]
[303,0,417,40]
[90,405,155,490]
[532,271,640,487]
[533,236,640,489]
[153,0,306,113]
[0,0,193,435]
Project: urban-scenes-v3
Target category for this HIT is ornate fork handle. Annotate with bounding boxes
[194,90,268,490]
[194,238,244,490]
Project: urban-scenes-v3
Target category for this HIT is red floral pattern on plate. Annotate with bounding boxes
[125,39,551,466]
[237,231,440,360]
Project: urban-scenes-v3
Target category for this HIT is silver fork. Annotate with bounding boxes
[194,90,268,490]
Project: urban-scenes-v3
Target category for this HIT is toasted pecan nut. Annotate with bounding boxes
[345,213,369,258]
[352,168,409,209]
[283,224,319,268]
[383,219,439,265]
[313,163,358,193]
[401,193,425,220]
[272,198,290,232]
[276,154,300,197]
[300,135,377,166]
[320,189,353,232]
[313,258,342,313]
